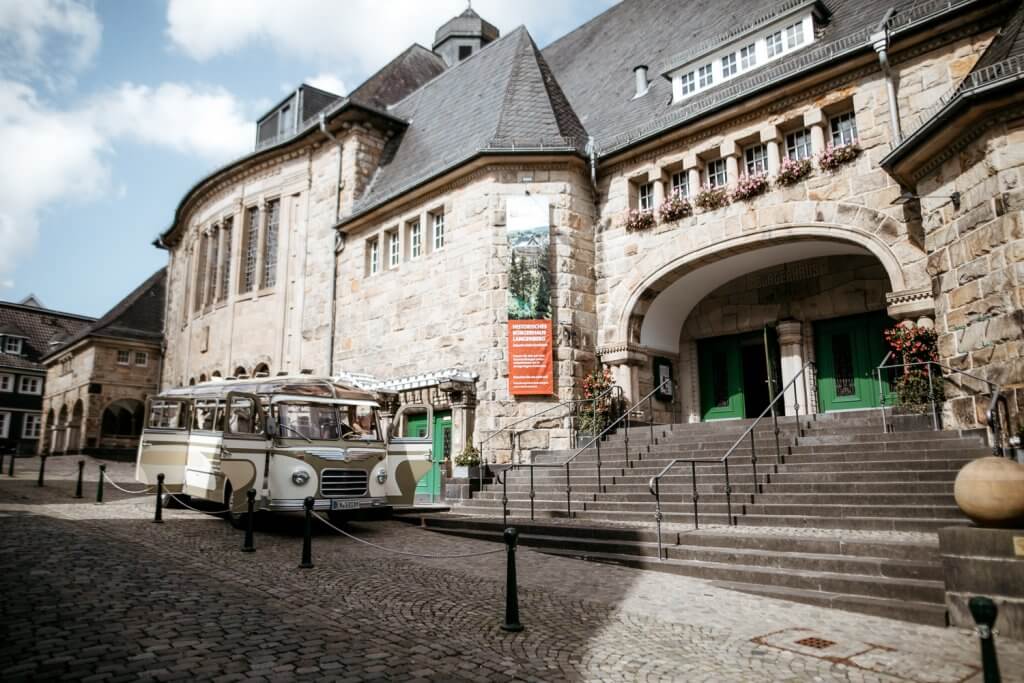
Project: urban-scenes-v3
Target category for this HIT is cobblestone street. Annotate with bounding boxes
[1,456,1022,682]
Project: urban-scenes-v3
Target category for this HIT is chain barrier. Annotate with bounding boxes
[313,512,504,559]
[162,491,232,516]
[100,469,152,495]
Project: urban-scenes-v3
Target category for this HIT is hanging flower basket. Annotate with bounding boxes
[818,142,861,172]
[694,185,730,211]
[624,208,656,232]
[776,157,813,186]
[731,173,769,201]
[657,193,693,222]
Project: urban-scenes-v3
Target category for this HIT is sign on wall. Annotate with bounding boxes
[506,196,553,396]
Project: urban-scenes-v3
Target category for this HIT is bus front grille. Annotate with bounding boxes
[320,469,368,497]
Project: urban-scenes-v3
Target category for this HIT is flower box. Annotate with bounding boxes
[731,173,769,201]
[818,142,861,172]
[776,157,813,186]
[657,193,693,222]
[694,186,729,211]
[624,208,656,232]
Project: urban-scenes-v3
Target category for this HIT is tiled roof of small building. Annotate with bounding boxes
[0,302,94,372]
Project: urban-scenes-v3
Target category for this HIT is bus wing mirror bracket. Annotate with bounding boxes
[265,420,278,438]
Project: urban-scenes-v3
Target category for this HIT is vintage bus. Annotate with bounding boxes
[135,375,433,526]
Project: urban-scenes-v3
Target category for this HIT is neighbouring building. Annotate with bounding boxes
[158,1,1024,482]
[0,296,94,455]
[40,269,166,457]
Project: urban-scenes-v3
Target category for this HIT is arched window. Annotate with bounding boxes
[233,366,248,378]
[211,370,222,378]
[199,373,207,383]
[253,363,270,377]
[188,377,196,386]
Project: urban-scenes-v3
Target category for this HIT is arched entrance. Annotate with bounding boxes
[67,400,84,453]
[56,405,69,453]
[100,399,145,449]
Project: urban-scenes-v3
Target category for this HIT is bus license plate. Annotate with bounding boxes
[331,499,359,510]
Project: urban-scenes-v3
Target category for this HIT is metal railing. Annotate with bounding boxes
[876,356,1010,456]
[488,379,671,525]
[647,361,816,558]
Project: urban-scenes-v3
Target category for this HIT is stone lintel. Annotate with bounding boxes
[885,288,935,322]
[803,107,825,128]
[719,139,739,158]
[597,342,649,367]
[759,125,782,143]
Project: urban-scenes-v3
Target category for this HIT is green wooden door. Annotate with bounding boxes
[698,337,744,421]
[406,411,451,497]
[815,312,890,412]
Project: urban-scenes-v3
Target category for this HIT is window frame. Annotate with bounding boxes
[261,198,281,289]
[18,375,41,395]
[721,53,737,78]
[387,230,400,269]
[766,30,784,58]
[680,71,696,95]
[0,411,9,439]
[219,215,233,302]
[785,128,814,160]
[241,205,260,294]
[637,181,655,211]
[744,144,768,175]
[22,413,42,439]
[3,337,23,355]
[705,158,728,189]
[431,210,446,251]
[830,111,858,147]
[408,219,422,259]
[117,349,131,366]
[670,171,689,198]
[0,373,12,392]
[134,351,149,367]
[697,63,714,88]
[367,237,380,275]
[785,21,805,49]
[740,43,756,69]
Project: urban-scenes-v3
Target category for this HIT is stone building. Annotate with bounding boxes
[40,270,166,457]
[159,1,1024,471]
[0,297,93,455]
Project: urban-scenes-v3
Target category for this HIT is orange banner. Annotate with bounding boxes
[508,319,553,395]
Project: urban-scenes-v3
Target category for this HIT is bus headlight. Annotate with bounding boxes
[376,468,387,484]
[291,470,310,486]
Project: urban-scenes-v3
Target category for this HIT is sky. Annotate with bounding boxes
[0,0,616,318]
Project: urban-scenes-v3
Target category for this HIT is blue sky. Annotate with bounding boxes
[0,0,615,317]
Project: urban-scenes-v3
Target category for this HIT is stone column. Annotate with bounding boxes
[684,152,703,195]
[776,320,805,416]
[761,125,782,175]
[600,344,649,404]
[652,173,665,208]
[721,139,739,183]
[804,108,826,154]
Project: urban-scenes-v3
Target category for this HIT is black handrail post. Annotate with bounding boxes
[242,489,256,552]
[299,496,314,568]
[565,463,572,516]
[690,461,699,530]
[74,459,84,498]
[623,388,630,456]
[529,464,535,521]
[969,596,1001,683]
[927,363,938,430]
[96,464,105,503]
[749,430,759,495]
[771,402,781,464]
[501,528,524,632]
[654,477,663,559]
[648,395,654,444]
[153,473,164,523]
[37,454,47,487]
[501,470,509,529]
[596,437,602,491]
[723,459,733,525]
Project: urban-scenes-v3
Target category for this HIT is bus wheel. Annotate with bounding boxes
[224,484,249,530]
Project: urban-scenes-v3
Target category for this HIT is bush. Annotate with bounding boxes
[776,157,813,185]
[454,444,481,467]
[624,208,656,232]
[658,193,693,222]
[731,173,769,201]
[884,324,943,410]
[818,142,861,172]
[694,185,729,211]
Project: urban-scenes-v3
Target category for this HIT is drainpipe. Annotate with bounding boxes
[872,8,903,145]
[319,112,345,376]
[586,136,597,189]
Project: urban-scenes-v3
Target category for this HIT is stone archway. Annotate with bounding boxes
[100,399,145,449]
[67,400,84,453]
[56,404,69,454]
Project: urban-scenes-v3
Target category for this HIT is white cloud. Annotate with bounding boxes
[0,79,253,286]
[305,73,346,96]
[166,0,616,77]
[0,0,101,88]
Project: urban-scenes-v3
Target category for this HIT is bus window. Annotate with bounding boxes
[148,400,188,430]
[277,403,340,441]
[193,400,223,432]
[227,396,261,435]
[342,405,380,441]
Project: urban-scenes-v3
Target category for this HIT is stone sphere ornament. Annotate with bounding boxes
[953,456,1024,527]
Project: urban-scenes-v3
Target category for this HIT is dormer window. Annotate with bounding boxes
[697,64,713,88]
[766,31,783,57]
[680,71,696,96]
[458,45,473,60]
[785,22,805,48]
[740,44,756,69]
[721,53,737,78]
[278,104,292,137]
[3,337,22,355]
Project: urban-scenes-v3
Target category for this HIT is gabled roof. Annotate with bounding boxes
[348,44,447,111]
[344,26,587,224]
[44,268,166,362]
[0,301,94,372]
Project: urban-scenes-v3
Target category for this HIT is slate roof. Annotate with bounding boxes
[972,0,1024,70]
[0,302,94,372]
[348,44,448,111]
[44,269,167,362]
[434,7,499,47]
[348,26,587,220]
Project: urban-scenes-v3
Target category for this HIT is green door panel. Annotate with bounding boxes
[699,337,744,421]
[407,411,451,496]
[815,312,891,412]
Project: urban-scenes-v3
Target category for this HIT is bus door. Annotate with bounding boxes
[184,398,225,500]
[221,392,267,509]
[385,403,434,505]
[136,397,191,491]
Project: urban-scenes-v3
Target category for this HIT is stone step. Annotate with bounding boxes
[541,449,986,469]
[474,490,956,507]
[490,480,954,495]
[493,468,961,485]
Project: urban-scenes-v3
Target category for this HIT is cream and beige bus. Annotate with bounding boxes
[135,375,433,526]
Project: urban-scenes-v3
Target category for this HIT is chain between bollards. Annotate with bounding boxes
[242,489,256,553]
[153,473,164,523]
[970,596,1001,683]
[501,527,523,632]
[96,464,105,503]
[37,454,47,487]
[299,496,314,568]
[74,459,84,498]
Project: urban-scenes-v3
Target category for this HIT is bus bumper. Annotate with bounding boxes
[267,497,389,512]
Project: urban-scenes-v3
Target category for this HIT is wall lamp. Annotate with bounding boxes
[892,190,960,211]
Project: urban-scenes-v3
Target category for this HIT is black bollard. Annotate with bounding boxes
[501,527,524,632]
[37,454,47,487]
[969,596,1001,683]
[96,464,105,503]
[74,459,84,498]
[242,489,256,553]
[153,473,164,523]
[299,496,314,568]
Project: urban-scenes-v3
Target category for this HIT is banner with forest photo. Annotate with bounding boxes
[506,195,553,395]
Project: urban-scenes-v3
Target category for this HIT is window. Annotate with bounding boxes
[134,351,148,367]
[226,396,261,435]
[785,21,805,49]
[61,357,72,375]
[219,216,232,301]
[740,43,757,69]
[745,144,768,175]
[207,225,219,305]
[830,111,858,146]
[241,206,259,293]
[698,63,713,88]
[3,337,22,354]
[18,376,41,395]
[262,198,280,288]
[432,211,445,250]
[194,232,208,312]
[706,158,728,188]
[278,104,292,137]
[22,414,42,439]
[458,45,473,60]
[680,71,696,95]
[786,128,813,160]
[637,181,654,211]
[0,374,11,392]
[408,220,422,259]
[192,399,223,432]
[368,238,380,275]
[117,350,131,365]
[388,231,400,268]
[721,53,737,78]
[670,171,689,198]
[148,400,189,430]
[766,31,783,57]
[0,412,8,439]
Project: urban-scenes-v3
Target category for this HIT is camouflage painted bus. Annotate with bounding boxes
[135,375,432,526]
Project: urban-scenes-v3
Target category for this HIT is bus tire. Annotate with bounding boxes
[224,483,249,530]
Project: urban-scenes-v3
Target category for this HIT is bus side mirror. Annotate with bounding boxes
[265,420,278,438]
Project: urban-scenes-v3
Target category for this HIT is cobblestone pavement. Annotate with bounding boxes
[1,457,1022,682]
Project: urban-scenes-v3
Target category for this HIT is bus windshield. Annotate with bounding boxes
[275,402,380,441]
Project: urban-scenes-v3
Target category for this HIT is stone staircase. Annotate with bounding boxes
[407,412,989,625]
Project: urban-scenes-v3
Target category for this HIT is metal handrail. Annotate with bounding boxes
[647,361,816,558]
[875,358,1009,456]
